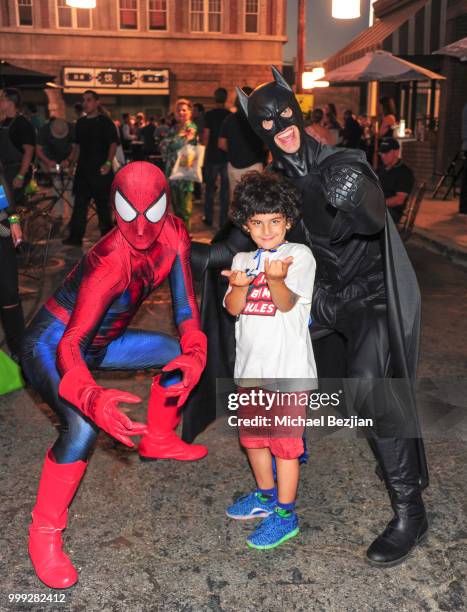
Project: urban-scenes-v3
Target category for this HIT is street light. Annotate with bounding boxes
[66,0,96,8]
[302,67,326,89]
[332,0,360,20]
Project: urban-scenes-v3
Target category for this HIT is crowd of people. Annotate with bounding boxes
[112,92,409,231]
[303,98,398,153]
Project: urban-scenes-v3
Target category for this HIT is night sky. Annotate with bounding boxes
[283,0,371,64]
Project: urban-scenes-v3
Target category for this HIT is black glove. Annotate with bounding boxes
[323,164,370,214]
[323,164,385,242]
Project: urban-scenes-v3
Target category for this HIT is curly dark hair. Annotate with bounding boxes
[230,171,302,228]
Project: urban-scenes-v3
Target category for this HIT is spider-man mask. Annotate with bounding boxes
[111,161,168,250]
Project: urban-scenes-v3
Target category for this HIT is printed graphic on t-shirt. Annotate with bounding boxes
[241,272,277,317]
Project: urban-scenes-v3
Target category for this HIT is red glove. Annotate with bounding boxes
[161,329,207,406]
[59,366,148,447]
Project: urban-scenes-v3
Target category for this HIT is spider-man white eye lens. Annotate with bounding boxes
[115,190,137,222]
[145,192,167,223]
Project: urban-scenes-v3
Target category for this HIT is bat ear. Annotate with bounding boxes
[271,65,292,91]
[236,86,249,117]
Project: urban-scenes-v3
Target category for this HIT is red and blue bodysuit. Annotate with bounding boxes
[22,162,207,590]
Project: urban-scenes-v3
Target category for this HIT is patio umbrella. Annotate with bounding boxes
[433,37,467,61]
[324,50,446,83]
[320,51,445,167]
[0,60,55,88]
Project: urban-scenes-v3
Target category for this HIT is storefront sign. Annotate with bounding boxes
[63,67,169,94]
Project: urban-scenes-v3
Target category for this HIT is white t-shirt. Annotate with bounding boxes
[224,242,317,390]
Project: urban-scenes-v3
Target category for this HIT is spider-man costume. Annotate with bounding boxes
[22,162,207,589]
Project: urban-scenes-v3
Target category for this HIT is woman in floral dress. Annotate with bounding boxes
[160,99,197,230]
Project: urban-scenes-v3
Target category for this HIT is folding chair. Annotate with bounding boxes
[432,152,464,200]
[398,182,426,242]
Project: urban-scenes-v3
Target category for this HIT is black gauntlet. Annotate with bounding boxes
[322,163,385,243]
[323,165,371,213]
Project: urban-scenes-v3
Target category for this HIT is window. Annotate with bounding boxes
[208,0,221,32]
[57,0,72,27]
[190,0,221,33]
[190,0,203,31]
[76,7,91,28]
[119,0,138,30]
[245,0,259,33]
[17,0,33,26]
[148,0,167,31]
[57,0,91,29]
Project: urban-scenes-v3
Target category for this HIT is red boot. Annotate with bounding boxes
[139,376,208,461]
[29,450,87,589]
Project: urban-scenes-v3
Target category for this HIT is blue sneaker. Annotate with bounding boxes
[226,491,276,520]
[246,508,299,549]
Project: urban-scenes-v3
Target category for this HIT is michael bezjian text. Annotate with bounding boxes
[227,415,374,429]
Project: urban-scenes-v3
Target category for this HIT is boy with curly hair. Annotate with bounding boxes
[222,171,317,549]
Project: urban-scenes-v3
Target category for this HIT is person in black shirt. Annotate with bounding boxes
[341,110,363,149]
[219,87,266,202]
[0,88,34,359]
[37,118,75,226]
[63,90,117,247]
[0,170,24,361]
[377,138,414,224]
[202,88,231,227]
[140,115,157,157]
[0,88,36,202]
[37,118,74,169]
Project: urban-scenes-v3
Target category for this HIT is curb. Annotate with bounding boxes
[411,228,467,269]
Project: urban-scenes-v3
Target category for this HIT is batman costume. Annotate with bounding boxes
[184,68,428,567]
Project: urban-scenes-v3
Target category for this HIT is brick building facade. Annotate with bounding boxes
[0,0,286,118]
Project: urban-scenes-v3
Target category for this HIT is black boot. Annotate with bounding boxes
[366,438,428,567]
[367,437,385,483]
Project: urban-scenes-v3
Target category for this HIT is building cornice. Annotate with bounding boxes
[0,27,286,43]
[0,53,283,67]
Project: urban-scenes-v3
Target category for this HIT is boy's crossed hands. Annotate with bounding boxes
[222,256,297,315]
[221,256,294,286]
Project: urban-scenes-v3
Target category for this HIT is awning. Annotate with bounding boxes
[0,60,55,88]
[325,0,429,72]
[434,37,467,61]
